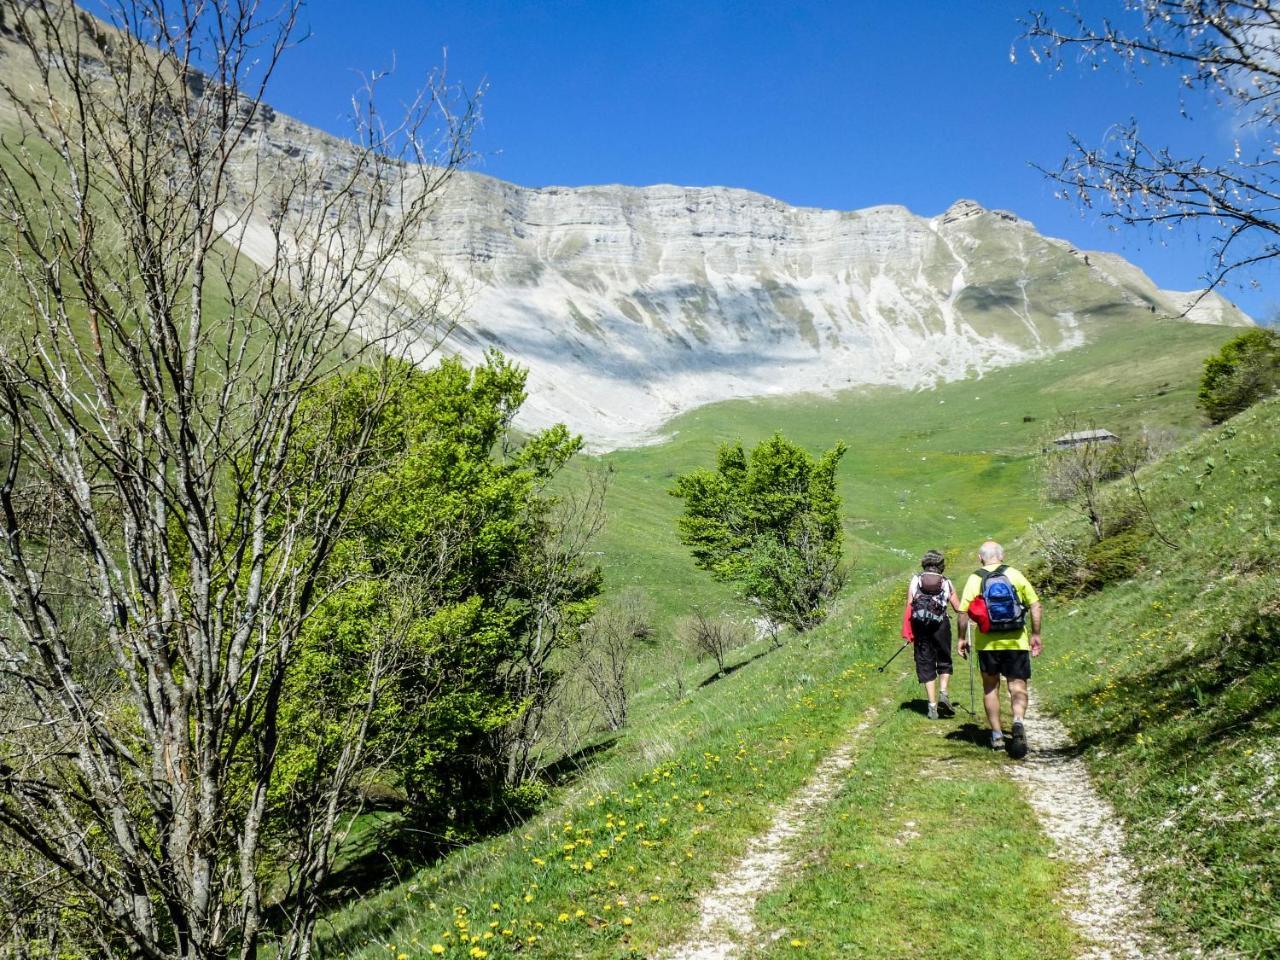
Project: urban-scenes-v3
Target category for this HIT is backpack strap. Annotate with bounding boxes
[993,564,1008,577]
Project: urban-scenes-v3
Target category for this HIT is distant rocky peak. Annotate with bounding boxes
[940,199,986,224]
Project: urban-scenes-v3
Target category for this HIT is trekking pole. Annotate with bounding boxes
[966,621,976,719]
[876,642,908,673]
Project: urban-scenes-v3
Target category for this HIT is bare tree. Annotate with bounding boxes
[498,464,609,787]
[577,588,653,731]
[1115,428,1184,548]
[1022,1,1280,294]
[654,643,690,702]
[1040,420,1125,541]
[678,610,750,678]
[0,3,475,959]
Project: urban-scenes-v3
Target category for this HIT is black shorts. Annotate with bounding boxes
[911,618,953,682]
[978,649,1032,680]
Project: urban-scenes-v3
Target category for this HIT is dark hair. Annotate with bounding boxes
[920,549,946,573]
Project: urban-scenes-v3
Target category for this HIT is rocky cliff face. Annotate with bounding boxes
[0,27,1252,450]
[216,104,1255,450]
[389,175,1249,447]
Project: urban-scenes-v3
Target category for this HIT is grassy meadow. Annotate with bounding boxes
[312,576,1084,960]
[310,318,1270,960]
[593,317,1237,627]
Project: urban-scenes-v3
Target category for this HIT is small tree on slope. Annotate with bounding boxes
[1198,328,1280,424]
[671,433,848,634]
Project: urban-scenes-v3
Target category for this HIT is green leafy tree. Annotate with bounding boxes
[276,353,601,847]
[1198,328,1280,424]
[672,434,848,632]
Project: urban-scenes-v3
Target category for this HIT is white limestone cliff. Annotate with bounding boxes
[235,114,1253,450]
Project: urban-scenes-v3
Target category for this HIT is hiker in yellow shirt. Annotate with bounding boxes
[957,540,1042,759]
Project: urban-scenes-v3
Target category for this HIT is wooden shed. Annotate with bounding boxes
[1052,428,1119,449]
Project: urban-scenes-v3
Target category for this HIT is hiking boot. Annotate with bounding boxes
[990,730,1005,752]
[927,702,939,720]
[1009,721,1028,760]
[937,692,955,718]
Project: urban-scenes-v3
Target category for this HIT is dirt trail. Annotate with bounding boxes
[660,680,1173,960]
[662,702,884,960]
[1008,692,1172,960]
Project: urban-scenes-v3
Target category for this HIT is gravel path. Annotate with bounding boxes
[1007,692,1173,960]
[661,681,1177,960]
[662,702,884,960]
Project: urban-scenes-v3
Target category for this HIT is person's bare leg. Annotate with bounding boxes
[1008,678,1028,723]
[938,671,951,696]
[924,678,937,705]
[982,672,1002,733]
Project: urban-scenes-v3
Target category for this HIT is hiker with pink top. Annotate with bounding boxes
[904,549,963,720]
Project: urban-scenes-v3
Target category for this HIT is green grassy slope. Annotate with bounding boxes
[313,321,1255,960]
[595,319,1238,629]
[1027,395,1280,956]
[311,582,1081,960]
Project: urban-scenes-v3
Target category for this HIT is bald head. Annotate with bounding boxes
[978,540,1004,564]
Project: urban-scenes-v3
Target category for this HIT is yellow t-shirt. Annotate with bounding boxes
[959,564,1040,651]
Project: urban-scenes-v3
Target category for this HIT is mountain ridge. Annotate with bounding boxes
[2,22,1247,450]
[374,170,1249,448]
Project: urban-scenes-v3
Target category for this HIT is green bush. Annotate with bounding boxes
[1080,524,1148,590]
[671,433,847,632]
[1029,506,1151,597]
[276,353,599,835]
[1198,327,1280,423]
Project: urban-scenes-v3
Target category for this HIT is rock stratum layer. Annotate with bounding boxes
[405,178,1249,447]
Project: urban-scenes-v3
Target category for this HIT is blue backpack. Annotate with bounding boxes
[976,565,1026,632]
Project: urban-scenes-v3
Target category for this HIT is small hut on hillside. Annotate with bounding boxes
[1052,428,1119,449]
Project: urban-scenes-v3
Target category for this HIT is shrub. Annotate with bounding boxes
[1079,524,1148,590]
[1030,504,1152,598]
[1198,328,1280,424]
[677,611,751,677]
[1027,525,1088,598]
[651,644,690,703]
[577,589,655,731]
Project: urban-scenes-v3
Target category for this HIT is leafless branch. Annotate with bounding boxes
[1022,1,1280,292]
[0,2,477,958]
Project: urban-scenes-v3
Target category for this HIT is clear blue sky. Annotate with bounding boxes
[265,1,1270,319]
